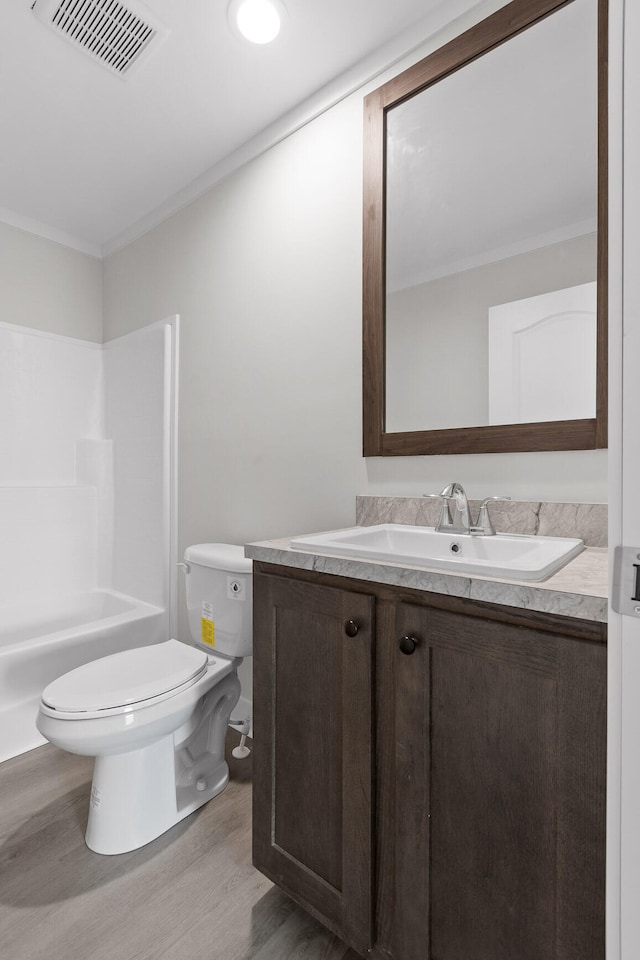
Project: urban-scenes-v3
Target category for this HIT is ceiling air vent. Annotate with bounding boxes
[31,0,168,78]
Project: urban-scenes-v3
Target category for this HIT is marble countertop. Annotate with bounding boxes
[245,536,609,624]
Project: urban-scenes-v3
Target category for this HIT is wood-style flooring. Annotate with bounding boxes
[0,736,359,960]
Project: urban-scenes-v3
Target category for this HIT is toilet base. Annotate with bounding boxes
[85,673,240,855]
[86,742,230,854]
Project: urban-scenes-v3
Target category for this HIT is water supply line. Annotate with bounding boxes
[230,715,252,759]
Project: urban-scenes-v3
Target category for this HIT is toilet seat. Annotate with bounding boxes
[42,639,208,714]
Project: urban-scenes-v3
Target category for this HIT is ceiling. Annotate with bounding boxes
[0,0,481,257]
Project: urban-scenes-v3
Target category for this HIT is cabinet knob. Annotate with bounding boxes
[399,635,419,655]
[344,620,359,637]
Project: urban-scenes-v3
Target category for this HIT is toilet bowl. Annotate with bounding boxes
[36,544,252,855]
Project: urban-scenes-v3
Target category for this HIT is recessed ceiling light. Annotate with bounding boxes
[228,0,286,45]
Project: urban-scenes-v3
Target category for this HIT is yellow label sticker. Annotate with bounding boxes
[201,618,215,646]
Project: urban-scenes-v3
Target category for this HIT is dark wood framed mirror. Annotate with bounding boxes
[363,0,607,456]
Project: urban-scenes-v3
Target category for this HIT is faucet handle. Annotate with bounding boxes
[476,496,511,536]
[478,495,512,508]
[423,492,454,531]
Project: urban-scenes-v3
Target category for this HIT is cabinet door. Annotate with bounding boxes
[253,573,374,953]
[381,602,606,960]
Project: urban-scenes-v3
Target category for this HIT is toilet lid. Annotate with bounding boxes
[42,639,208,713]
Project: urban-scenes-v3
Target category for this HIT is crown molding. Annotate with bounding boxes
[0,206,102,258]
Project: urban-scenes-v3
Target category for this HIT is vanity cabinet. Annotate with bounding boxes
[252,571,375,954]
[252,564,606,960]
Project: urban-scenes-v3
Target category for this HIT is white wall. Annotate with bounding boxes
[103,96,368,554]
[0,221,102,341]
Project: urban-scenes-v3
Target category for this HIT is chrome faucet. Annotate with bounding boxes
[425,482,473,534]
[424,484,511,536]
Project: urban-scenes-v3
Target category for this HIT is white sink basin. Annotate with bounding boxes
[289,524,584,582]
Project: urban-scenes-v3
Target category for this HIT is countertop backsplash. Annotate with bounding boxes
[355,496,607,548]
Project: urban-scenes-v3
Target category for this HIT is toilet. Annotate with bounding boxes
[36,544,252,856]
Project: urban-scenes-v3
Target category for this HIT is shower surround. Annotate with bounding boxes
[0,317,178,762]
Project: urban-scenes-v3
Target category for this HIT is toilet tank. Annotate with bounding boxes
[183,544,253,658]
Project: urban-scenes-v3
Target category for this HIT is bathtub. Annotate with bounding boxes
[0,590,166,763]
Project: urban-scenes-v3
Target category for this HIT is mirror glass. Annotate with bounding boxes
[367,0,606,453]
